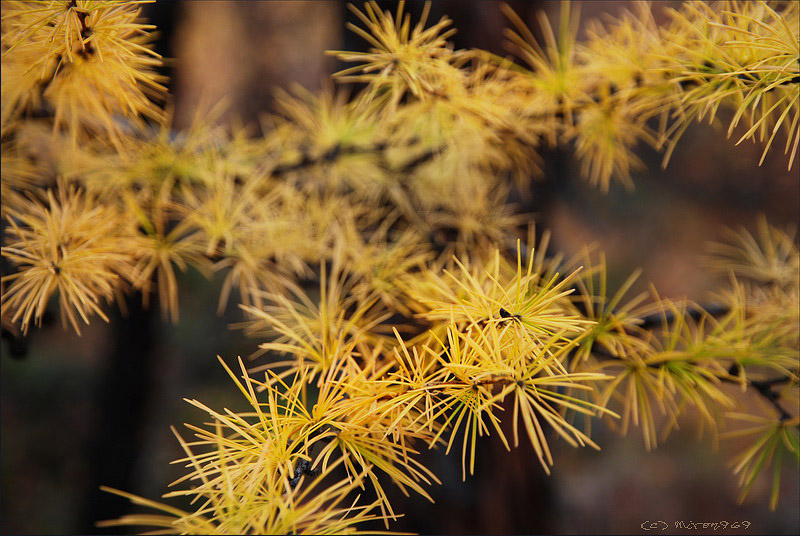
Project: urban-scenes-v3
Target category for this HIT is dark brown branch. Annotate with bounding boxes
[638,303,729,329]
[270,143,382,176]
[719,374,794,422]
[588,302,795,422]
[393,148,438,174]
[269,141,440,178]
[592,346,797,424]
[68,0,95,58]
[436,298,794,424]
[289,457,320,488]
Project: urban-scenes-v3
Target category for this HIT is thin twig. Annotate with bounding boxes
[270,141,440,177]
[592,346,796,423]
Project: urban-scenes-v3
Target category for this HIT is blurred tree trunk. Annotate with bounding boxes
[79,298,156,533]
[172,1,342,127]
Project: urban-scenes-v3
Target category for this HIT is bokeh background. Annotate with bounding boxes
[2,2,798,534]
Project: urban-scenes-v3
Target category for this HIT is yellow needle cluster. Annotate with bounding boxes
[1,1,798,532]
